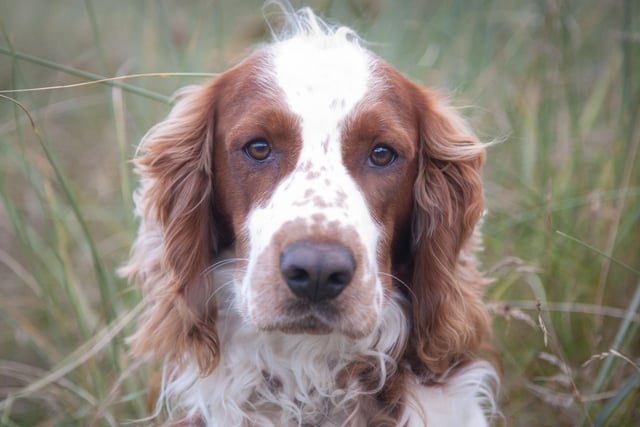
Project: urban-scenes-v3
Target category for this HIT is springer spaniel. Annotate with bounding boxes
[123,7,497,427]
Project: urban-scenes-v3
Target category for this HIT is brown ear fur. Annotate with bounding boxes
[122,82,220,374]
[410,87,490,374]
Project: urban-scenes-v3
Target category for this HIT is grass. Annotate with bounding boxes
[0,0,638,425]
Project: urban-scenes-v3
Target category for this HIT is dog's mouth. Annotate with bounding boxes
[270,314,334,335]
[257,299,371,339]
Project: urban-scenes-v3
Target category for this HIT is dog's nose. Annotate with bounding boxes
[280,240,355,302]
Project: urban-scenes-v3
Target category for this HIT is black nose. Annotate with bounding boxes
[280,240,356,302]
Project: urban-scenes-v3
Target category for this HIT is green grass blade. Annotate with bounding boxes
[1,94,119,323]
[0,300,144,411]
[590,284,640,416]
[593,371,640,426]
[0,47,171,103]
[556,231,640,277]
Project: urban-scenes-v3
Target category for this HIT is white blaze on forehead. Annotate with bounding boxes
[265,34,377,241]
[271,33,371,116]
[240,33,384,319]
[253,32,378,238]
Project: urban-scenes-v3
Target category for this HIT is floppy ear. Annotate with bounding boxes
[121,82,221,374]
[410,87,490,374]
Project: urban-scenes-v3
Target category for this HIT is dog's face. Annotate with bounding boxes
[126,22,488,375]
[211,37,418,339]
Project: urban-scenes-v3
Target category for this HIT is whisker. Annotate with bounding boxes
[205,278,238,307]
[201,257,248,276]
[378,271,418,302]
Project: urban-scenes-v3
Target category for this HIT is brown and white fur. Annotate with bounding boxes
[123,7,498,427]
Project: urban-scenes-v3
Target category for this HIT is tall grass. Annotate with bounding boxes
[0,1,637,426]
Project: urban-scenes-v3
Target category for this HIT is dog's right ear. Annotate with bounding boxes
[121,81,222,374]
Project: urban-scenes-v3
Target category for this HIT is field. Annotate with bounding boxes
[0,0,638,425]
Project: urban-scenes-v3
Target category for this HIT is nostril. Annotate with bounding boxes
[328,271,351,287]
[289,268,309,281]
[280,240,355,302]
[283,267,310,287]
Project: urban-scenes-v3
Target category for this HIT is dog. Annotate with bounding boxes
[122,7,497,426]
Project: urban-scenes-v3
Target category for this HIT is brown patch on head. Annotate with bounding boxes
[212,51,303,240]
[340,58,419,296]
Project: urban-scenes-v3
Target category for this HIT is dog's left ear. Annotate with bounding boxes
[409,86,490,374]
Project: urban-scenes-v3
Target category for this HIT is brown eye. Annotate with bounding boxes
[244,139,271,161]
[369,144,396,167]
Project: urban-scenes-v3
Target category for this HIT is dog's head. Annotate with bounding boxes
[123,9,488,375]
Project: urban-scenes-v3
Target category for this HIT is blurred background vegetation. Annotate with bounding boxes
[0,0,638,425]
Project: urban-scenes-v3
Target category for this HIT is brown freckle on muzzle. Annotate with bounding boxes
[306,170,320,179]
[313,195,328,208]
[311,213,327,224]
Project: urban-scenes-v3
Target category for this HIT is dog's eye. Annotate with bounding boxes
[369,144,397,167]
[244,139,272,161]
